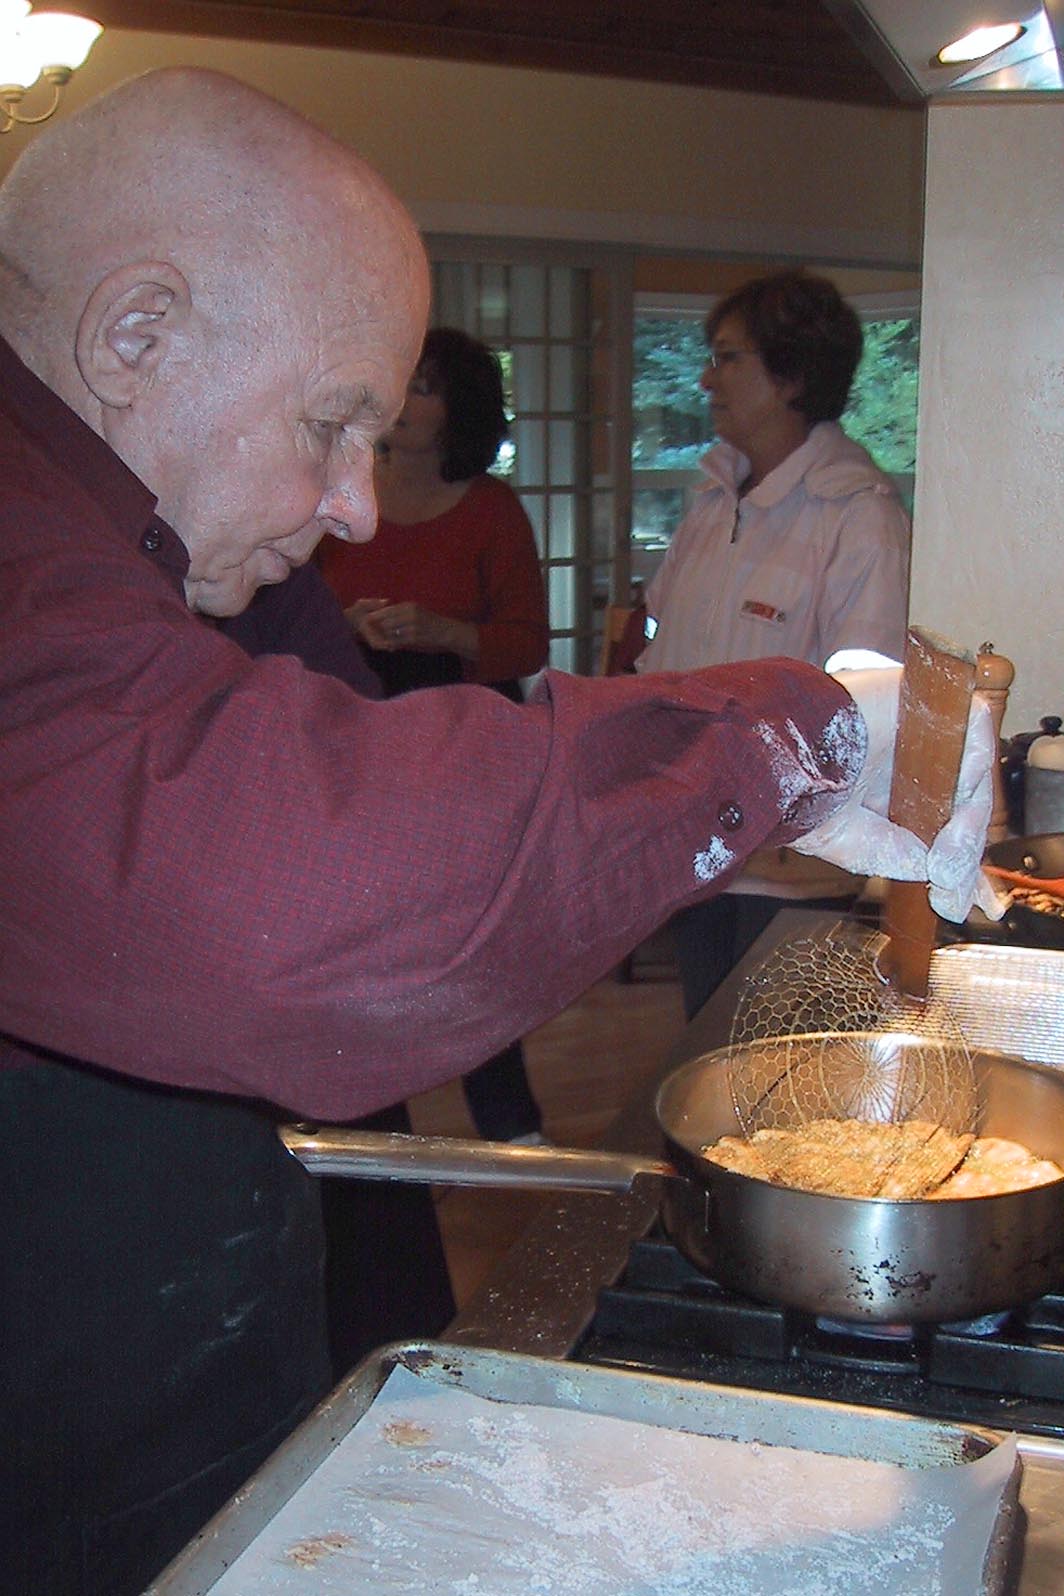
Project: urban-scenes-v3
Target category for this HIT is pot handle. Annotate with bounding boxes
[278,1122,674,1193]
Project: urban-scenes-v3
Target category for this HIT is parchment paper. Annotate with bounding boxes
[208,1365,1016,1594]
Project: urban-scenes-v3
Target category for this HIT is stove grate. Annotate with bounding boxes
[574,1236,1064,1439]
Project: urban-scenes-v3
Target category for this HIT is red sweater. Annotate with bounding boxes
[319,474,550,684]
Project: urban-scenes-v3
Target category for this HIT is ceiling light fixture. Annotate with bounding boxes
[935,22,1026,67]
[1,2,102,133]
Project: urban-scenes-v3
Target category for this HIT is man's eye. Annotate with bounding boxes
[310,420,340,442]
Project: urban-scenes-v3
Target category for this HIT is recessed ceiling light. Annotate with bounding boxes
[935,22,1026,66]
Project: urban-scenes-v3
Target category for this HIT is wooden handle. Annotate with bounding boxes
[881,627,976,1000]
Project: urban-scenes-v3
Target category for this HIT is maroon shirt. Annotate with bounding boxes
[0,333,863,1120]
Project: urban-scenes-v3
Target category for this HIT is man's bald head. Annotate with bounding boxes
[0,68,430,615]
[0,68,427,380]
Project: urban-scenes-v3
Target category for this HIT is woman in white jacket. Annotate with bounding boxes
[638,268,911,1018]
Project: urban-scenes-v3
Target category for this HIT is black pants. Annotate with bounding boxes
[672,893,857,1022]
[320,1099,456,1382]
[461,1039,541,1140]
[0,1053,331,1596]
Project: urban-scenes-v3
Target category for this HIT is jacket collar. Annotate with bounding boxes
[698,421,894,509]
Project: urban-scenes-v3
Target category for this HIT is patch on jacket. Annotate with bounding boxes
[740,598,787,624]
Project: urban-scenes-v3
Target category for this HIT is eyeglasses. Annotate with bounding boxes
[704,347,758,370]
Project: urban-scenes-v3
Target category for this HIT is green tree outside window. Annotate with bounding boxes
[841,318,920,479]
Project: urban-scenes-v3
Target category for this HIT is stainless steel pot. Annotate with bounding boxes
[656,1041,1064,1322]
[280,1039,1064,1325]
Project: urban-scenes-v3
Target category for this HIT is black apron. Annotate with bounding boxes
[0,574,458,1594]
[0,1052,330,1596]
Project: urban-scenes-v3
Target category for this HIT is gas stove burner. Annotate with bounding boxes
[813,1308,1013,1341]
[814,1316,914,1341]
[940,1310,1013,1337]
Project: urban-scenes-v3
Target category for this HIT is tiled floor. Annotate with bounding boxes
[406,937,684,1307]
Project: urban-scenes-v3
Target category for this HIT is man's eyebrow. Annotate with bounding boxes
[325,385,385,422]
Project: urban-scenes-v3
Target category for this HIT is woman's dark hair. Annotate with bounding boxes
[418,327,509,481]
[705,269,863,425]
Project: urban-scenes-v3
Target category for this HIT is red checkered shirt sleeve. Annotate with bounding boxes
[3,562,858,1118]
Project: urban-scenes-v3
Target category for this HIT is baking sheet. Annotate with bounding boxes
[172,1352,1017,1596]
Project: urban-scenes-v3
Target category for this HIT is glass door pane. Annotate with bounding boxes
[428,249,624,675]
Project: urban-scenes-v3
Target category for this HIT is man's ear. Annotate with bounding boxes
[75,261,192,409]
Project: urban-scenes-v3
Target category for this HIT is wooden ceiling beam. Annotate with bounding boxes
[58,0,911,106]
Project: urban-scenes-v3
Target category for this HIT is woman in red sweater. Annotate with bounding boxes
[320,328,549,1139]
[320,326,549,702]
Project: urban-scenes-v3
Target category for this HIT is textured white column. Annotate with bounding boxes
[912,97,1064,733]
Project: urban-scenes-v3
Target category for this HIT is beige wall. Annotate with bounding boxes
[634,258,921,297]
[0,29,925,267]
[911,98,1064,734]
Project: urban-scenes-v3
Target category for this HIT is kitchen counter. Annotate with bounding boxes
[445,908,1064,1596]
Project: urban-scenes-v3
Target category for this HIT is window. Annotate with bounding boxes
[839,304,921,510]
[429,246,628,675]
[630,297,715,593]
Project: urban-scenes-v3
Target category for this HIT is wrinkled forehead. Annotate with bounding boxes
[268,194,427,350]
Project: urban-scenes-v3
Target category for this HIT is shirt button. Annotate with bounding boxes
[140,527,162,554]
[718,801,744,832]
[815,741,834,768]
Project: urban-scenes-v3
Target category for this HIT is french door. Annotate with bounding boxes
[428,239,633,675]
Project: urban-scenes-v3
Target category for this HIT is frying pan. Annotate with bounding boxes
[985,834,1064,950]
[280,1038,1064,1324]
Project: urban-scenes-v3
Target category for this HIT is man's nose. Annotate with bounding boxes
[700,362,717,393]
[318,456,377,543]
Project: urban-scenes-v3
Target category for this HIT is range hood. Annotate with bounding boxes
[829,0,1064,98]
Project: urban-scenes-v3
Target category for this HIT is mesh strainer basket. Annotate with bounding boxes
[727,920,979,1136]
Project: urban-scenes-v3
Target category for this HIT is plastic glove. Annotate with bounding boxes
[925,696,1004,922]
[790,667,1005,924]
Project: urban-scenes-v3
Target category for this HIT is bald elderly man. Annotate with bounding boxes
[0,67,995,1595]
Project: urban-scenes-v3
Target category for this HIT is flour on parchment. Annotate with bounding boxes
[206,1367,1012,1596]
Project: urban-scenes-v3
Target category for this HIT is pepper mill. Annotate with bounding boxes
[976,643,1014,843]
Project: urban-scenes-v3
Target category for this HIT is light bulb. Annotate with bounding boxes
[0,0,32,28]
[1,25,44,90]
[937,23,1025,66]
[22,11,102,72]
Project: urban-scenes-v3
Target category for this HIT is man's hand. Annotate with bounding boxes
[791,666,1004,924]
